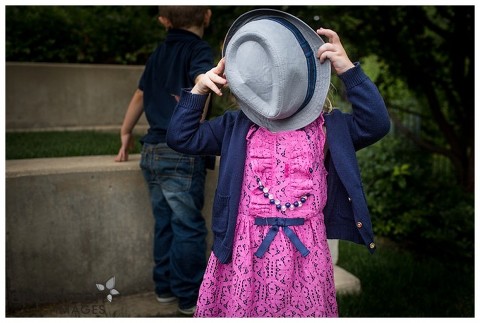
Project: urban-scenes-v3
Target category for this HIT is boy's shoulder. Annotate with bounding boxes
[149,31,211,57]
[157,29,212,52]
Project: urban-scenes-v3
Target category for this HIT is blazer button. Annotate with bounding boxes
[348,197,352,202]
[369,242,376,249]
[356,221,363,228]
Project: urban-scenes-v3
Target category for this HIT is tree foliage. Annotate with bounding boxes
[323,6,474,192]
[6,6,163,64]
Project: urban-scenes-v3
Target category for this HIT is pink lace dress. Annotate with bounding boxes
[195,116,338,317]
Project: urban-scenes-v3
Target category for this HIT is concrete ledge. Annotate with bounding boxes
[7,155,143,177]
[334,266,361,295]
[6,155,157,310]
[7,154,147,177]
[6,154,220,311]
[6,155,358,313]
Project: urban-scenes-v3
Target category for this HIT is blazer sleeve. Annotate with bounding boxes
[339,63,391,150]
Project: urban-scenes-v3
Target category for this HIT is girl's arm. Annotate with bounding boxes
[317,28,390,149]
[339,66,390,150]
[167,59,230,156]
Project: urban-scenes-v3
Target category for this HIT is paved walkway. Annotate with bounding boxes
[8,265,360,318]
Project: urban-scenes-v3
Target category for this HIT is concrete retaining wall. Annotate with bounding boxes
[5,155,218,310]
[6,62,148,132]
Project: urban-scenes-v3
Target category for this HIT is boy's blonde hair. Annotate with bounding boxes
[158,6,209,29]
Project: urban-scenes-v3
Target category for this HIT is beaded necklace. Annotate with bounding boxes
[255,176,311,212]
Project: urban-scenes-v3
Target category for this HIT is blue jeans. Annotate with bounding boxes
[140,143,207,309]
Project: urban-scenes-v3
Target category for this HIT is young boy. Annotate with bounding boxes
[115,6,214,316]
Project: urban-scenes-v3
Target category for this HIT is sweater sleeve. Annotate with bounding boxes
[166,89,230,156]
[339,63,391,150]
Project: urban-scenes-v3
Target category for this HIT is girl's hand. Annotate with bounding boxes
[192,58,227,96]
[316,28,355,75]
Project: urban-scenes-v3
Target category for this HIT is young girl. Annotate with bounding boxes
[167,9,390,317]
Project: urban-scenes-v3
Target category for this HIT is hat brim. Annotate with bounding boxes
[223,9,331,132]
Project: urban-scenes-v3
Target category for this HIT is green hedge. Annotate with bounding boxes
[357,134,474,260]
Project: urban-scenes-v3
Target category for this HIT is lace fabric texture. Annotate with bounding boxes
[195,115,338,317]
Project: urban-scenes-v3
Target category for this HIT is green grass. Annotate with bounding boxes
[337,239,474,317]
[6,131,142,160]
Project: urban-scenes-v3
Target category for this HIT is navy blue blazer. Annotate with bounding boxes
[167,64,390,264]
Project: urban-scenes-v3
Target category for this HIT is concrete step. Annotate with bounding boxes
[334,265,361,295]
[8,265,360,317]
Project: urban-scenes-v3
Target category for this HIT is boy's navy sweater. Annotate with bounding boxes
[167,64,390,264]
[139,28,213,145]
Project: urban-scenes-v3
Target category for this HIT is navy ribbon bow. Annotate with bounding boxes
[254,217,310,258]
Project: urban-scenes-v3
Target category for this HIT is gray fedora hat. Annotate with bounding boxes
[223,9,331,132]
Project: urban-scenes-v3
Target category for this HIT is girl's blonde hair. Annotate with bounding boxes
[322,83,336,114]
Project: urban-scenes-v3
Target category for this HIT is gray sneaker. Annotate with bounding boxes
[178,305,196,316]
[156,293,177,303]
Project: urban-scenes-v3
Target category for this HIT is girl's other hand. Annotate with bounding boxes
[316,28,355,75]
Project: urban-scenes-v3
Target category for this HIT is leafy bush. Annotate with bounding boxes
[357,134,474,260]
